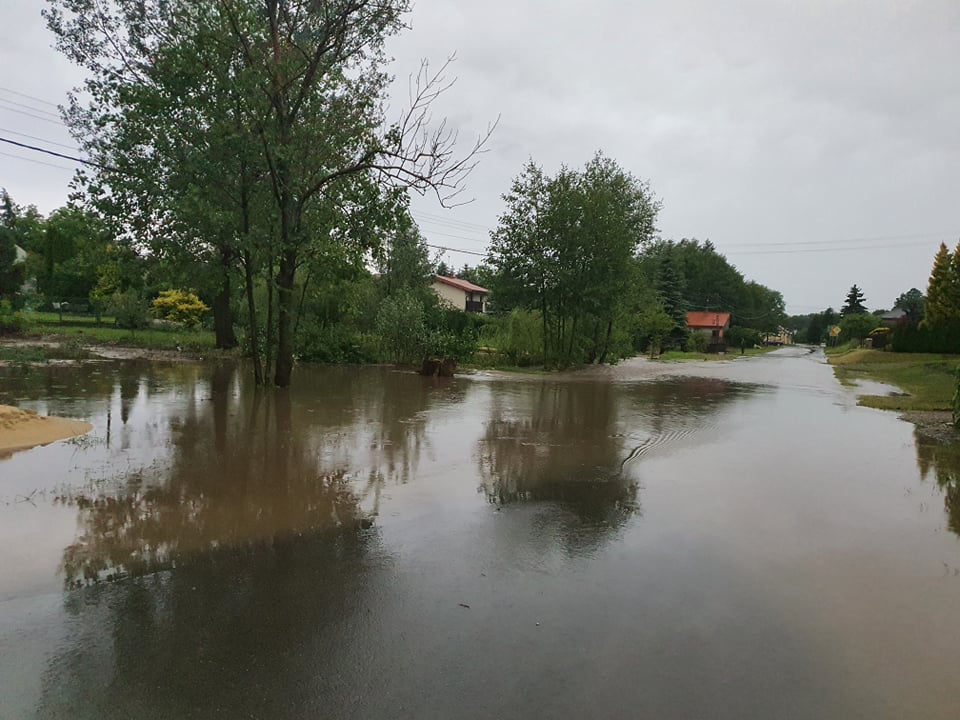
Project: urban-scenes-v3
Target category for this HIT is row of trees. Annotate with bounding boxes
[483,155,786,365]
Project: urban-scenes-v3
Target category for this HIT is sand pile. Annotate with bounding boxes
[0,404,92,458]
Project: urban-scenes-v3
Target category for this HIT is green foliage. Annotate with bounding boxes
[641,239,785,336]
[891,321,960,354]
[841,284,868,316]
[635,308,676,357]
[840,313,879,344]
[499,309,545,366]
[151,289,210,327]
[108,291,149,330]
[297,324,378,364]
[924,243,955,327]
[894,287,925,322]
[375,290,426,364]
[488,152,660,366]
[727,326,763,348]
[0,299,27,335]
[687,331,709,353]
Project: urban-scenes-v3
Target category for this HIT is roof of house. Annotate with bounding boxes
[686,311,731,329]
[881,308,907,320]
[434,275,489,294]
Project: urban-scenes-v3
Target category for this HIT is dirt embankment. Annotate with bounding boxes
[0,405,92,458]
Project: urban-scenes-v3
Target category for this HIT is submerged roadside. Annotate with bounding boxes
[827,347,959,441]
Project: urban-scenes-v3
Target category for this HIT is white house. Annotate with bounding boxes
[431,275,488,313]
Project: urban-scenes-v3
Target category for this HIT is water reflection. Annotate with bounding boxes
[0,362,455,587]
[476,377,745,546]
[914,431,960,536]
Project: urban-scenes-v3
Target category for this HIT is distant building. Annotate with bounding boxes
[686,311,731,352]
[431,275,489,313]
[763,326,794,346]
[879,308,908,328]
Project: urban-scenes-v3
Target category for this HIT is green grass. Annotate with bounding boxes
[27,311,117,327]
[829,348,959,411]
[37,325,217,351]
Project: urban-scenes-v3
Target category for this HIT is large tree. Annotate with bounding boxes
[46,0,492,386]
[841,284,867,316]
[894,287,925,323]
[488,153,660,366]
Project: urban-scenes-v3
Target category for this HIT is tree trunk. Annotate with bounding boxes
[273,249,297,387]
[242,249,264,385]
[213,247,238,350]
[598,319,614,364]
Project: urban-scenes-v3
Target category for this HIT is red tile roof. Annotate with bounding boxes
[434,275,489,294]
[686,311,731,329]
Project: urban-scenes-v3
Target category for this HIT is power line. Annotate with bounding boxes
[0,104,68,126]
[0,150,75,171]
[718,231,953,249]
[420,227,490,243]
[0,85,61,108]
[0,97,61,119]
[725,240,944,255]
[424,242,486,257]
[413,209,489,231]
[0,136,105,170]
[0,127,79,152]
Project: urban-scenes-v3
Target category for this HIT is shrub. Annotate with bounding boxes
[687,331,709,353]
[151,289,210,328]
[0,299,27,335]
[108,290,149,330]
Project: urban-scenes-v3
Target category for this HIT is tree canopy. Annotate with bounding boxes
[45,0,493,386]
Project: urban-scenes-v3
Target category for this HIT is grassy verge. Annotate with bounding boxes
[26,325,217,351]
[658,346,779,362]
[828,348,959,411]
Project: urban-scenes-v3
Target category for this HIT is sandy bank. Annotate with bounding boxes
[0,405,92,458]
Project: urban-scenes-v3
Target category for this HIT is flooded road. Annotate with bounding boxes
[2,347,959,719]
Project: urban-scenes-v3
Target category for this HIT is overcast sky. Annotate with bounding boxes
[2,1,959,314]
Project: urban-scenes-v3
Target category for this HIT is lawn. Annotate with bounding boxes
[19,311,217,351]
[829,348,959,411]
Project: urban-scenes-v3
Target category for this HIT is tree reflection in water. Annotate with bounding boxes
[914,430,960,536]
[51,364,450,586]
[477,376,744,550]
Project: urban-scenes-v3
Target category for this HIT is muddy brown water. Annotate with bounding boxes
[1,347,959,719]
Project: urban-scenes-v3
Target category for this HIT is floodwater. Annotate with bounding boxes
[1,347,959,719]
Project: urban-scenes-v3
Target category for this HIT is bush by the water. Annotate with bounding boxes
[151,289,210,328]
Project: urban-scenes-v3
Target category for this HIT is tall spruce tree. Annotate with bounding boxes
[841,284,867,316]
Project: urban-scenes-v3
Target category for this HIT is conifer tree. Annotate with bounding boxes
[841,284,867,316]
[925,242,953,326]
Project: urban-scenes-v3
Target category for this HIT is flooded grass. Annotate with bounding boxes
[829,348,959,411]
[658,346,778,362]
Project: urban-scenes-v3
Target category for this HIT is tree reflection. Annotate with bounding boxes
[54,364,450,586]
[478,381,639,528]
[477,376,744,551]
[914,431,960,536]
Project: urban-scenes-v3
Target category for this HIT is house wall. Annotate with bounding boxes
[432,281,466,310]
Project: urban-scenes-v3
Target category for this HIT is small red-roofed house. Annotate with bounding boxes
[432,275,489,313]
[686,311,731,352]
